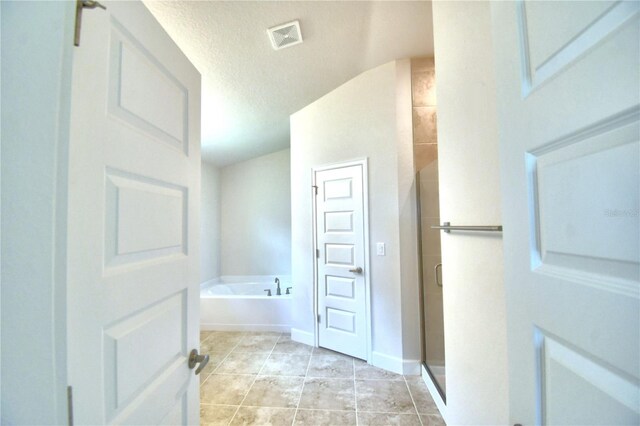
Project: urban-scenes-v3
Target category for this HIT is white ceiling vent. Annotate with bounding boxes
[267,20,303,50]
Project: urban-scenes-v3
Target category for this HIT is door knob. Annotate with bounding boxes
[188,349,209,375]
[349,266,363,274]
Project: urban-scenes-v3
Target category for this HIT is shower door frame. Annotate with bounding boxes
[416,171,447,404]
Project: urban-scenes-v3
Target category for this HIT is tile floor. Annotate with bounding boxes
[200,331,446,426]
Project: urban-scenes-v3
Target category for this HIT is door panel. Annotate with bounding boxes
[68,1,201,424]
[315,164,368,359]
[492,1,639,424]
[108,15,188,151]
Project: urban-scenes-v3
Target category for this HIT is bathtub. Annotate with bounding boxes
[200,276,292,332]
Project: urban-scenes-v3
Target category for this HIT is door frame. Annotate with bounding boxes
[311,158,372,361]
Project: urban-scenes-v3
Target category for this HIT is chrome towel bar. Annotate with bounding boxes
[431,221,503,233]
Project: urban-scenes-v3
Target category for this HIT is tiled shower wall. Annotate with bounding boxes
[411,58,445,367]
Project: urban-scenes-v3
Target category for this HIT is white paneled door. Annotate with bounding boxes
[67,1,201,424]
[492,1,639,424]
[315,162,368,360]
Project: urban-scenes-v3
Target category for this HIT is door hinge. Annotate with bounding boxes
[74,0,107,47]
[312,185,318,195]
[67,386,74,426]
[317,314,321,324]
[316,248,320,258]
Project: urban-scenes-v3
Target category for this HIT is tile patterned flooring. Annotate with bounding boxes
[200,331,446,426]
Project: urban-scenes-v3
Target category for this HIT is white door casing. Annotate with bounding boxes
[67,1,201,424]
[492,1,639,424]
[314,161,370,360]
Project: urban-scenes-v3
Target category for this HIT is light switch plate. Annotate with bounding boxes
[376,242,385,256]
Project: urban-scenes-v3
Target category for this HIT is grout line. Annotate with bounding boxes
[227,332,282,425]
[403,375,424,426]
[200,332,246,387]
[353,358,359,426]
[292,343,315,425]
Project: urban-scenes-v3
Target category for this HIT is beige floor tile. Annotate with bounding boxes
[294,409,357,425]
[245,331,282,337]
[234,334,280,353]
[405,377,439,414]
[420,413,446,426]
[202,332,245,354]
[260,352,310,377]
[298,378,355,411]
[242,376,304,408]
[354,360,404,380]
[311,346,352,358]
[199,352,230,383]
[358,412,422,425]
[200,374,256,405]
[200,330,215,342]
[307,355,353,378]
[200,404,238,426]
[215,351,269,375]
[356,380,416,414]
[230,406,295,426]
[273,335,313,355]
[199,332,445,426]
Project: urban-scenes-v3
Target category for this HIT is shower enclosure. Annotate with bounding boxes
[417,161,446,400]
[410,56,445,401]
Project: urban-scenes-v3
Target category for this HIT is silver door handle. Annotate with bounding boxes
[434,263,443,287]
[349,267,363,274]
[188,349,209,375]
[82,0,106,10]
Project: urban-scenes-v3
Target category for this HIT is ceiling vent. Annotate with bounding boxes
[267,20,303,50]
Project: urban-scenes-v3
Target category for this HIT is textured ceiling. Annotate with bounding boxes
[143,1,434,166]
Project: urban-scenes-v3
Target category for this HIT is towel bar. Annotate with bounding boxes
[431,221,503,233]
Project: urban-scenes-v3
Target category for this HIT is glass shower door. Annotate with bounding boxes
[417,162,446,399]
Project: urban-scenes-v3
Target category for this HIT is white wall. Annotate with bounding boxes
[201,161,221,282]
[433,1,509,424]
[290,60,420,372]
[1,1,74,423]
[220,149,291,276]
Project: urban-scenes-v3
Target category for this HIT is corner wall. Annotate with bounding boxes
[200,161,221,282]
[220,149,291,276]
[432,1,509,424]
[290,60,419,371]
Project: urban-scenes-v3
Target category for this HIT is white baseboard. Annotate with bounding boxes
[200,323,290,333]
[369,351,419,375]
[291,328,315,345]
[402,358,422,376]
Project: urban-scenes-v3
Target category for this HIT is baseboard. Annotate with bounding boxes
[291,328,315,345]
[200,323,290,333]
[369,351,421,375]
[370,351,401,375]
[402,358,422,375]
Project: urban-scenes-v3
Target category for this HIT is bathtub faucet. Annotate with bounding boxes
[275,277,281,296]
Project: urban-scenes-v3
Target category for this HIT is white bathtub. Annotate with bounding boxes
[200,276,292,332]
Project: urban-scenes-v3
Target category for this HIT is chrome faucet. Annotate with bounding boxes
[275,277,281,296]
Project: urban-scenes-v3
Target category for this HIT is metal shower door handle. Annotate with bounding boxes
[434,263,443,287]
[188,349,209,375]
[349,266,363,274]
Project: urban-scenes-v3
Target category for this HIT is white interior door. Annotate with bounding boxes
[315,162,368,360]
[67,1,201,424]
[492,1,639,424]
